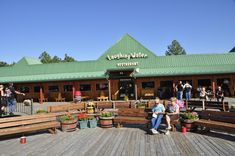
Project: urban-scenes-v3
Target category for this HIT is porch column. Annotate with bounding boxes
[212,81,216,98]
[108,79,112,101]
[72,86,75,102]
[135,84,138,100]
[39,87,43,104]
[173,82,176,97]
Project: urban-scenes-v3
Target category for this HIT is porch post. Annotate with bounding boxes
[135,84,138,100]
[72,86,75,102]
[39,86,43,104]
[108,79,111,101]
[212,81,216,98]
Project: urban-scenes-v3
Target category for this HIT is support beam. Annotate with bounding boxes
[108,79,112,101]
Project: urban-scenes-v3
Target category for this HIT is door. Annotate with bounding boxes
[119,79,135,100]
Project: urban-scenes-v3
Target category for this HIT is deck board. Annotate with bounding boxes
[0,127,234,156]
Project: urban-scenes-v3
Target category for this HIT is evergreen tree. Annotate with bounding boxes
[52,56,62,63]
[63,53,76,62]
[0,61,8,67]
[39,51,52,63]
[165,40,186,56]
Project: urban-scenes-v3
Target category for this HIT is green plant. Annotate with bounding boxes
[230,106,235,112]
[36,109,47,114]
[100,111,113,117]
[137,103,145,107]
[180,112,199,121]
[60,112,77,122]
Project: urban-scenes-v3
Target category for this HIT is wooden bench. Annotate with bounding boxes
[194,110,235,133]
[114,101,130,108]
[47,102,86,117]
[113,108,149,128]
[95,101,113,110]
[0,113,60,137]
[186,100,229,111]
[145,108,179,131]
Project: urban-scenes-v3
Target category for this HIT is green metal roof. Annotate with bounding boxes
[1,34,235,83]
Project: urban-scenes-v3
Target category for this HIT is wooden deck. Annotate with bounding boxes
[0,127,234,156]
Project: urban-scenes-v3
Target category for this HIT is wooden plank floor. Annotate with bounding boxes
[0,127,234,156]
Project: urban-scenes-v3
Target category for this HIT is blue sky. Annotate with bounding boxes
[0,0,235,63]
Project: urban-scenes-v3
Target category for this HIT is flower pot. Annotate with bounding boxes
[137,106,145,109]
[181,120,197,132]
[78,120,88,129]
[88,119,97,128]
[61,119,77,132]
[99,116,114,128]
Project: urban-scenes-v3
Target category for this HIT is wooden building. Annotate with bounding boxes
[0,34,235,102]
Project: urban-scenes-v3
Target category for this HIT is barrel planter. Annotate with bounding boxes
[61,119,78,132]
[181,120,197,132]
[99,116,114,128]
[78,120,88,129]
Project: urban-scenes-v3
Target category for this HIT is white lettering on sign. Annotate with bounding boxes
[107,52,147,60]
[117,62,139,67]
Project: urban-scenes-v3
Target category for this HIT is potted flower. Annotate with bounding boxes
[77,113,89,129]
[88,116,97,128]
[99,111,114,128]
[60,112,78,132]
[180,112,199,131]
[136,103,146,109]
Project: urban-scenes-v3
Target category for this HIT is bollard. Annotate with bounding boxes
[182,127,187,134]
[20,136,26,144]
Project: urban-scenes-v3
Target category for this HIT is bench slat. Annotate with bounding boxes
[0,117,57,129]
[0,121,60,136]
[194,119,235,132]
[0,114,57,124]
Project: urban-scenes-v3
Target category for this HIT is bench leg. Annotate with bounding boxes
[48,127,57,134]
[117,123,122,128]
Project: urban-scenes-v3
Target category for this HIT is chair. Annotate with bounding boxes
[97,96,109,101]
[55,93,65,102]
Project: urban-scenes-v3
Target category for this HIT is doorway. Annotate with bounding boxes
[119,79,135,100]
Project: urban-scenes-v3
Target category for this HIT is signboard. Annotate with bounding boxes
[107,52,147,61]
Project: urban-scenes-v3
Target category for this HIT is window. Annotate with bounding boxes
[20,86,30,93]
[64,85,73,92]
[198,79,211,88]
[142,81,155,89]
[34,86,43,93]
[96,83,108,90]
[48,86,59,92]
[80,84,91,91]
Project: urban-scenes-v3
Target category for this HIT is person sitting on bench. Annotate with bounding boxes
[150,97,165,135]
[165,97,179,135]
[216,86,224,102]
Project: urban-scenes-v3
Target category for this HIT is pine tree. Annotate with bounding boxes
[63,53,76,62]
[39,51,52,63]
[165,40,186,56]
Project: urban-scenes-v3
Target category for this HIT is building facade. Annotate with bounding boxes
[0,34,235,102]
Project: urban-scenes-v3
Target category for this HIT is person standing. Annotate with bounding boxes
[150,97,165,134]
[6,83,25,116]
[0,84,7,116]
[216,86,224,102]
[176,81,184,100]
[183,81,192,101]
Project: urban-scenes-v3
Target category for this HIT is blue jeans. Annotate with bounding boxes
[177,91,183,100]
[8,98,17,113]
[185,92,191,100]
[151,114,163,129]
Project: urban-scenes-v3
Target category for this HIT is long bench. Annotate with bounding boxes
[47,102,86,116]
[186,100,229,111]
[113,108,178,131]
[113,108,149,128]
[0,113,60,137]
[194,110,235,133]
